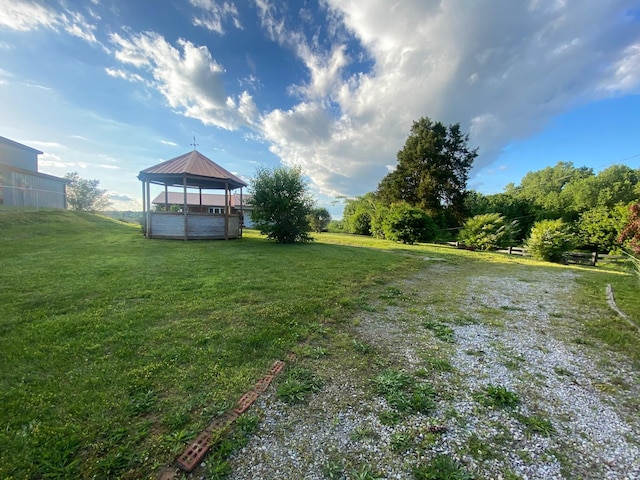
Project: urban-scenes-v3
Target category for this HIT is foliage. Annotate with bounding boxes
[505,161,592,218]
[377,117,477,221]
[381,202,438,244]
[458,213,518,250]
[249,166,313,243]
[276,367,324,404]
[307,207,332,233]
[412,454,474,480]
[342,193,383,235]
[464,191,535,242]
[526,219,573,262]
[561,164,639,214]
[65,171,111,212]
[373,369,436,414]
[618,203,640,255]
[474,384,520,408]
[577,205,629,253]
[327,219,345,233]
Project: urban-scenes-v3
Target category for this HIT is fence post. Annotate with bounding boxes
[508,246,513,255]
[591,252,597,266]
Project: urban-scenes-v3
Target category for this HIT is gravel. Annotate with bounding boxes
[227,263,640,479]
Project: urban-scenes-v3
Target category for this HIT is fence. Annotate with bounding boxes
[0,184,67,210]
[441,242,626,267]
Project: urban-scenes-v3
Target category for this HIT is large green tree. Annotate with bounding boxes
[505,161,593,218]
[249,166,313,243]
[377,117,477,222]
[65,172,111,212]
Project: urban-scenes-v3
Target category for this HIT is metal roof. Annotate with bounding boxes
[138,150,247,190]
[0,136,44,155]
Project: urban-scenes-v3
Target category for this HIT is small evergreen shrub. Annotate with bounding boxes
[382,202,438,244]
[458,213,518,250]
[526,219,573,262]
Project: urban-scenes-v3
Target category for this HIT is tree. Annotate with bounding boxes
[526,219,573,262]
[342,193,380,235]
[249,166,313,243]
[382,202,438,244]
[508,161,592,218]
[577,205,629,253]
[307,207,331,233]
[377,117,477,222]
[65,172,111,212]
[618,203,640,255]
[458,213,519,251]
[464,191,535,242]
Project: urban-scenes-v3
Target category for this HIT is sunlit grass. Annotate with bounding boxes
[1,211,637,478]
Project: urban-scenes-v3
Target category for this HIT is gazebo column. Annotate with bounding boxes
[224,181,229,240]
[145,180,151,238]
[183,175,188,241]
[164,185,168,211]
[239,187,243,238]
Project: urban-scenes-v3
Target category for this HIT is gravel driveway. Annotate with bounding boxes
[227,261,640,479]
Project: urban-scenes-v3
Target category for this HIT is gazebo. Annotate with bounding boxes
[138,150,247,240]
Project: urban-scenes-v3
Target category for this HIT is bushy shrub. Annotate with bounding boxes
[458,213,518,250]
[577,205,629,253]
[382,202,438,244]
[526,219,573,262]
[249,166,313,243]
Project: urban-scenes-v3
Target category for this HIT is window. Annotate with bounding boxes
[209,207,223,214]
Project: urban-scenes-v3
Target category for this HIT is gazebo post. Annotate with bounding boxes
[164,185,168,211]
[145,181,151,238]
[224,181,229,240]
[141,180,146,236]
[183,175,188,241]
[239,187,243,238]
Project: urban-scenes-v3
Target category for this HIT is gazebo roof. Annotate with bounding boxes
[138,150,247,190]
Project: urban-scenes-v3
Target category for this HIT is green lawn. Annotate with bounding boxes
[0,210,637,479]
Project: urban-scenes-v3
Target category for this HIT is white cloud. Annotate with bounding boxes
[190,0,242,34]
[255,0,640,197]
[160,139,178,146]
[39,153,75,169]
[0,0,98,43]
[109,31,257,130]
[601,43,640,94]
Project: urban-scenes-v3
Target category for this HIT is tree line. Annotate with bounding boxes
[334,116,640,260]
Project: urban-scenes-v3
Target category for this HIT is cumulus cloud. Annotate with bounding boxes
[109,31,257,130]
[254,0,640,197]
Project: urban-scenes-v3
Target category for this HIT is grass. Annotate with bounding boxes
[473,385,520,409]
[0,211,412,479]
[373,369,436,414]
[1,210,638,479]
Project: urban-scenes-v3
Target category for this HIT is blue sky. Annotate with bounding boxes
[1,0,639,217]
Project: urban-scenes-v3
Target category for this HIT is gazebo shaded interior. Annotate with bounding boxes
[138,150,247,240]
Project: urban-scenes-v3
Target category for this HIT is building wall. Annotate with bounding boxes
[0,165,67,209]
[0,137,67,209]
[0,141,38,171]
